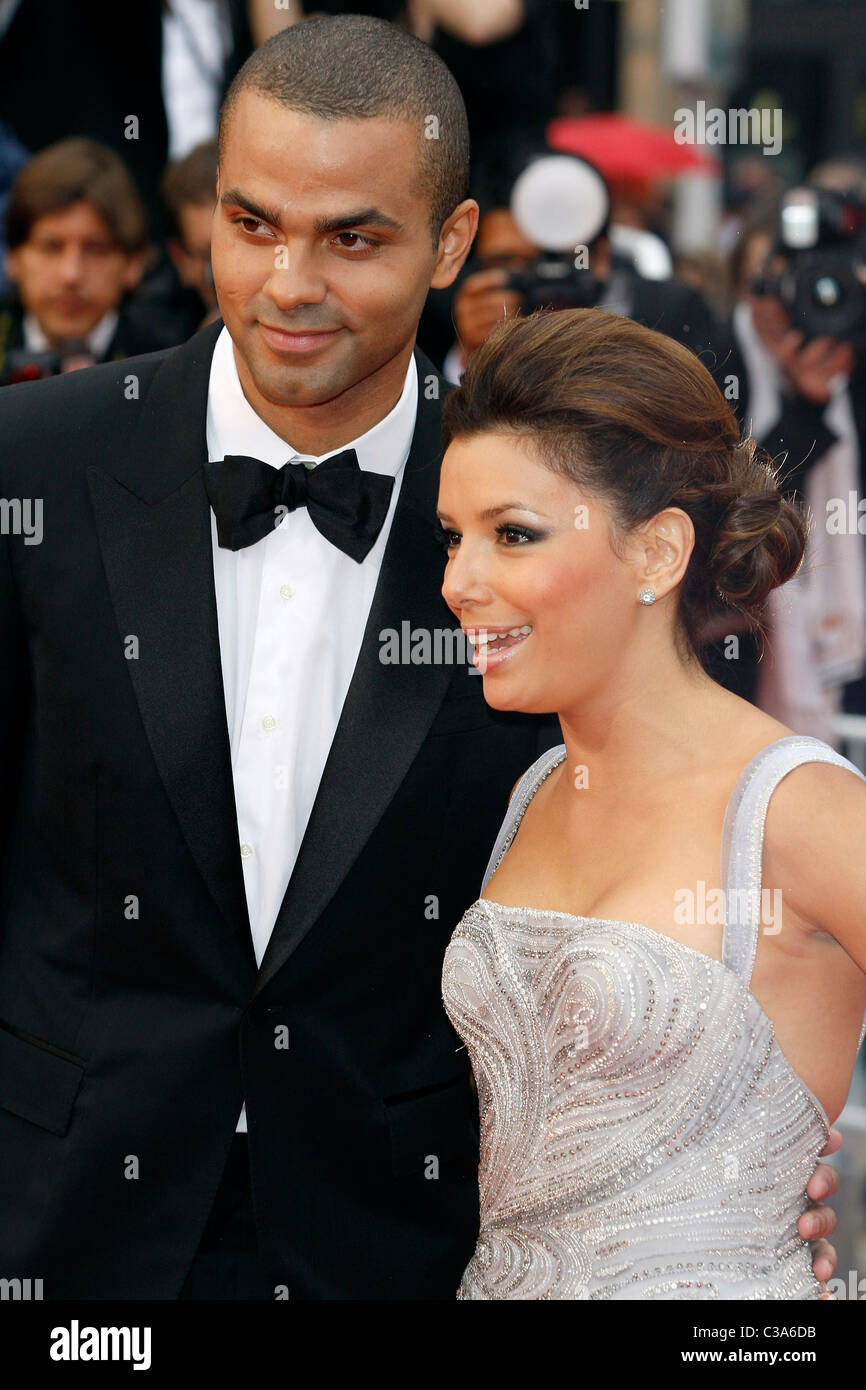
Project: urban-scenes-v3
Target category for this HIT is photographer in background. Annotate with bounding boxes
[431,150,721,387]
[0,139,181,385]
[722,171,866,734]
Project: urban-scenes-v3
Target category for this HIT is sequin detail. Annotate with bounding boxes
[442,736,866,1300]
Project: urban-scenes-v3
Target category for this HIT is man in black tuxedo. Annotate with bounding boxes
[0,15,841,1301]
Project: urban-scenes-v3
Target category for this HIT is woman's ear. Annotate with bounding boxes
[630,507,694,599]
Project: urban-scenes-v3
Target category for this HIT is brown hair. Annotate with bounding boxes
[160,138,218,243]
[218,15,469,254]
[5,137,148,253]
[441,308,807,667]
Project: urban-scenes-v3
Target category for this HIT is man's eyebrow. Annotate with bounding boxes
[314,208,403,234]
[220,189,403,234]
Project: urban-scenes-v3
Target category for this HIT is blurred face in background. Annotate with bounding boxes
[475,208,538,271]
[169,199,218,309]
[4,200,144,345]
[738,229,773,302]
[472,205,611,282]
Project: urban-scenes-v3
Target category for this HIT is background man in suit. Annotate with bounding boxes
[0,138,180,386]
[0,15,842,1300]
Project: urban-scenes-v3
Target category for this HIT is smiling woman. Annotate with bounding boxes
[435,305,866,1300]
[439,305,807,678]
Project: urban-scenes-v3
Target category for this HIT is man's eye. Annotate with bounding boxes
[334,232,377,251]
[236,216,268,234]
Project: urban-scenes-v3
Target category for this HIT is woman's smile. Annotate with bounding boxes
[464,624,534,670]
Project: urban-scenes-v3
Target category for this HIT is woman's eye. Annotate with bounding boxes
[496,524,538,545]
[436,527,459,551]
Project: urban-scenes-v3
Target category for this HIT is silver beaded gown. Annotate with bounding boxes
[441,735,866,1300]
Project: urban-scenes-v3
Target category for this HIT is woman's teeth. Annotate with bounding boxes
[467,625,533,653]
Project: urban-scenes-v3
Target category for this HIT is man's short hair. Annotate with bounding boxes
[218,14,469,252]
[5,137,148,253]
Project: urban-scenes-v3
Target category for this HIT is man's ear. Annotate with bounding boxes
[165,236,193,286]
[4,248,20,286]
[121,249,149,292]
[431,198,479,291]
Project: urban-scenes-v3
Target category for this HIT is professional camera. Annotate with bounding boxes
[751,185,866,344]
[504,155,610,311]
[0,341,97,386]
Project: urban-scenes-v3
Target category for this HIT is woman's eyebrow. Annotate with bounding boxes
[436,504,549,522]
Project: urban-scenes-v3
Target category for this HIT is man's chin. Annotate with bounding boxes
[241,342,352,404]
[41,316,101,345]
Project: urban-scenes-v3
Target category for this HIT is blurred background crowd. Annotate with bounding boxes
[1,0,865,1287]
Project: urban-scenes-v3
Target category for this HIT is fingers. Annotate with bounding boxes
[798,1202,837,1241]
[806,1160,840,1201]
[459,268,510,294]
[772,328,804,372]
[798,335,854,374]
[818,1126,843,1158]
[454,270,524,353]
[750,295,791,353]
[808,1238,838,1283]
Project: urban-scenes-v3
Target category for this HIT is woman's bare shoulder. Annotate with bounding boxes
[763,752,866,959]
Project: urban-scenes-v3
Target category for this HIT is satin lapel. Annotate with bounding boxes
[88,319,256,973]
[253,350,456,995]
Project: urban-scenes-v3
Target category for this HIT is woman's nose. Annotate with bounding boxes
[441,543,493,614]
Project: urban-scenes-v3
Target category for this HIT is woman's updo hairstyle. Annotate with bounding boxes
[441,307,807,665]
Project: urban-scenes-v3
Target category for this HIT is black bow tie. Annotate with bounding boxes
[203,448,395,562]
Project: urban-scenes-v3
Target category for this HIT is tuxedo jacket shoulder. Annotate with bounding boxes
[0,324,210,488]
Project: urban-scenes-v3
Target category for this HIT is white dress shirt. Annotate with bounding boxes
[23,309,119,359]
[205,326,418,1131]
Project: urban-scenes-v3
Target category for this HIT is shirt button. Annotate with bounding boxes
[261,715,277,731]
[279,583,294,599]
[240,843,254,858]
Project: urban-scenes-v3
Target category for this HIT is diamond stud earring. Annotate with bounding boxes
[638,587,656,605]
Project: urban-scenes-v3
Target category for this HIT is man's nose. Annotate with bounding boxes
[263,242,327,311]
[57,246,86,281]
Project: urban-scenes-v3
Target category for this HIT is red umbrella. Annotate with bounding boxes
[546,113,718,187]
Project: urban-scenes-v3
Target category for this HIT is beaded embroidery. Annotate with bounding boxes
[442,736,866,1299]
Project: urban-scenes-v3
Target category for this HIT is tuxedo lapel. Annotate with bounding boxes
[88,322,459,994]
[88,320,257,973]
[253,350,457,995]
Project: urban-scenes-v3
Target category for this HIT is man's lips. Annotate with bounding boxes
[258,322,342,352]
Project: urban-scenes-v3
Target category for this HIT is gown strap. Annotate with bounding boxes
[720,735,866,1033]
[480,744,567,893]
